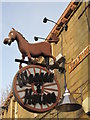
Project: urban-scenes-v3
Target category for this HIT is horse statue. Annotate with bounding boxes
[3,28,56,69]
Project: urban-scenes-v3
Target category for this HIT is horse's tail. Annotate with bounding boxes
[50,44,52,54]
[46,39,59,44]
[46,33,59,44]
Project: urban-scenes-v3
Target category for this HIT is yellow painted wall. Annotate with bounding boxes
[53,2,89,119]
[17,103,36,118]
[1,96,37,119]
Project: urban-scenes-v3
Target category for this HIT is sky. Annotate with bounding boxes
[0,1,69,100]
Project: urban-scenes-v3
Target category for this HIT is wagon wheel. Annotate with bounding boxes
[12,65,60,113]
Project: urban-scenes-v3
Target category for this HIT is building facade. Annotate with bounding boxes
[1,1,90,119]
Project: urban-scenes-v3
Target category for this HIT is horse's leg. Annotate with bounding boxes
[27,54,37,64]
[27,53,31,60]
[51,56,56,63]
[46,55,56,64]
[19,55,25,69]
[44,53,56,64]
[27,53,34,63]
[45,57,49,66]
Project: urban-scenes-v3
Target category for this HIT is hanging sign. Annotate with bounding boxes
[69,45,90,73]
[12,65,60,113]
[3,28,61,113]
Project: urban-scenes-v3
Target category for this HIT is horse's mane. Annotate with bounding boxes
[16,31,28,42]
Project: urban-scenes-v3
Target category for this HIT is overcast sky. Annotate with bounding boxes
[0,1,69,100]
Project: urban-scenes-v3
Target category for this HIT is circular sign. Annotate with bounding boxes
[12,65,60,113]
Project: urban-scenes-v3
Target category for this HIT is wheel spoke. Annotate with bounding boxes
[26,84,32,87]
[16,83,31,88]
[46,103,49,107]
[43,83,57,87]
[27,69,31,75]
[21,95,25,99]
[39,69,42,74]
[17,89,26,92]
[16,83,19,86]
[17,88,31,92]
[33,68,36,75]
[40,104,43,109]
[43,90,50,94]
[34,104,36,108]
[33,89,37,95]
[44,88,58,92]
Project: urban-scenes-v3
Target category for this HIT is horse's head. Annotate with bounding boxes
[3,28,17,46]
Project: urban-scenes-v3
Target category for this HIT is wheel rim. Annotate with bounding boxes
[12,65,60,113]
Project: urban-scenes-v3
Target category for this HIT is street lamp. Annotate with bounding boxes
[43,17,59,26]
[56,60,82,112]
[43,17,68,31]
[34,36,50,41]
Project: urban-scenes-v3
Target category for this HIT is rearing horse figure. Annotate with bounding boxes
[3,28,56,69]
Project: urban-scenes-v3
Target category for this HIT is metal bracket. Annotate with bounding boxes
[15,56,65,72]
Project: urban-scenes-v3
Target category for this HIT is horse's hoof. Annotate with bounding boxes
[29,59,37,64]
[33,60,37,64]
